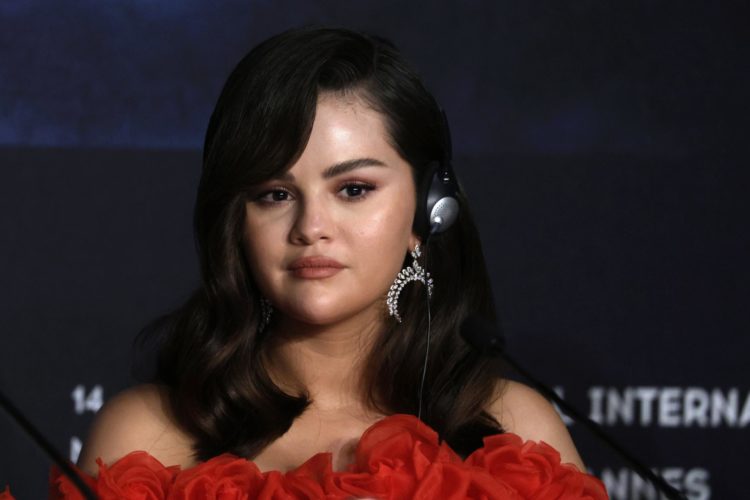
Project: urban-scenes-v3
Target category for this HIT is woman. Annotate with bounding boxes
[60,27,606,498]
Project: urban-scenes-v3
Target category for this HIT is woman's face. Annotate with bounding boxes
[242,94,419,329]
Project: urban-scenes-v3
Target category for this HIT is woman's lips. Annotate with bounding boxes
[287,256,345,279]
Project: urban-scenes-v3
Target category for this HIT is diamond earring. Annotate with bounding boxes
[259,297,273,333]
[386,244,434,323]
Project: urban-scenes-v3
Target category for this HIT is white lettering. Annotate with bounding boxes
[598,467,709,500]
[659,387,681,427]
[684,468,710,500]
[684,387,709,427]
[607,387,635,425]
[710,388,738,426]
[740,392,750,426]
[587,386,748,427]
[600,468,628,499]
[589,386,605,424]
[635,387,658,425]
[71,384,104,415]
[631,468,657,498]
[70,436,82,463]
[660,467,683,495]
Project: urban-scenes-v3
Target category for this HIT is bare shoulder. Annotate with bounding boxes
[488,379,585,470]
[76,383,197,476]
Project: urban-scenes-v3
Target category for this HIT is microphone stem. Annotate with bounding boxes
[0,389,98,500]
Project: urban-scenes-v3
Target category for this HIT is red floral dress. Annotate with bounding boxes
[2,414,608,499]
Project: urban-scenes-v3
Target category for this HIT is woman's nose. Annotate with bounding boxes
[289,196,332,245]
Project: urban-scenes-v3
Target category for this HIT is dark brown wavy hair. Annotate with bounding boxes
[139,26,505,461]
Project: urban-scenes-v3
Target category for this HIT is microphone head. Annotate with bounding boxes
[460,315,506,355]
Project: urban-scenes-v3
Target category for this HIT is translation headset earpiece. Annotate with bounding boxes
[413,109,461,242]
[413,109,460,420]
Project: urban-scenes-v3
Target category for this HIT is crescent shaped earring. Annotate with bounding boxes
[386,244,434,323]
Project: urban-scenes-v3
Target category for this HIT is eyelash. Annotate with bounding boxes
[253,181,376,205]
[338,181,376,201]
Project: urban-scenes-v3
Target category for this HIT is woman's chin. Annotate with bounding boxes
[284,310,351,327]
[275,301,383,330]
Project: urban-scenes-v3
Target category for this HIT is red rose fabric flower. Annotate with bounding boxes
[0,486,15,500]
[169,453,265,499]
[466,433,607,499]
[50,451,177,499]
[281,452,333,498]
[44,414,608,499]
[96,452,178,499]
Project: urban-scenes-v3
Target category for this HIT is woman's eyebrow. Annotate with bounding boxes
[278,158,387,181]
[322,158,387,178]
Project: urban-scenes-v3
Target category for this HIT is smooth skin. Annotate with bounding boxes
[77,94,585,476]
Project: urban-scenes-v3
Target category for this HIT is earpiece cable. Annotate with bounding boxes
[417,284,431,422]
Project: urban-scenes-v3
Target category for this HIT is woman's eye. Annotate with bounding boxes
[339,182,375,200]
[256,189,293,204]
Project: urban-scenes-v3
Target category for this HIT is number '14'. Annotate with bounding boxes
[71,385,103,415]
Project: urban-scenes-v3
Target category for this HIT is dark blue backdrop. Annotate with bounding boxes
[2,2,748,498]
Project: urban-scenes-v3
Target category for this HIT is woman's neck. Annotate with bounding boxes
[266,307,383,412]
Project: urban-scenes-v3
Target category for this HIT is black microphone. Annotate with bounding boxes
[460,316,686,500]
[0,389,98,499]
